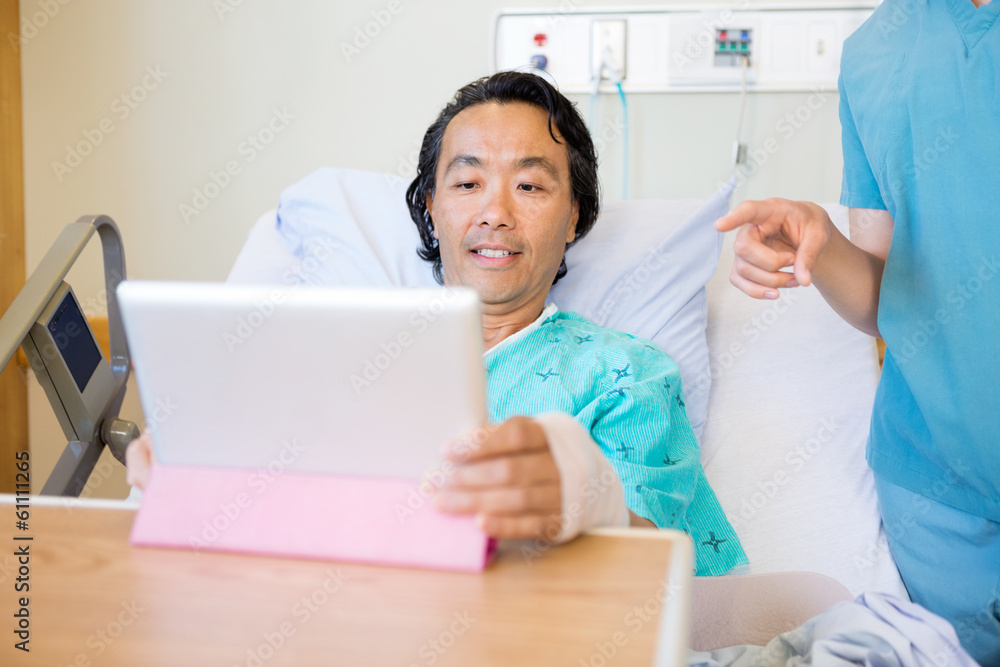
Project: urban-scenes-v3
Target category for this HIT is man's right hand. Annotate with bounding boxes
[714,198,836,300]
[433,416,564,541]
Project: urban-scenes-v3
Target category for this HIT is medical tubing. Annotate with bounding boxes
[591,55,628,200]
[731,54,750,171]
[616,81,629,200]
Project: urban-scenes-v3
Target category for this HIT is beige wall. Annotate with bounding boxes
[20,0,847,495]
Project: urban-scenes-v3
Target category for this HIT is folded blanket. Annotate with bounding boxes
[689,593,977,667]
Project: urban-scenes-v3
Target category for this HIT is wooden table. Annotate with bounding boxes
[0,498,690,667]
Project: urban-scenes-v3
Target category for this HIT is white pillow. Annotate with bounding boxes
[701,204,907,598]
[228,167,732,441]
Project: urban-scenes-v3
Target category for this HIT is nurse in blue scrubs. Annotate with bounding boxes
[716,0,1000,663]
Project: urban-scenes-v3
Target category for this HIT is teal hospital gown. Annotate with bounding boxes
[484,306,747,577]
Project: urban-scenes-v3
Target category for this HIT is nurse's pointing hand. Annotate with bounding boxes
[715,198,834,300]
[433,416,562,541]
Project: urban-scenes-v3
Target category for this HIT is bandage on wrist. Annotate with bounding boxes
[534,412,630,544]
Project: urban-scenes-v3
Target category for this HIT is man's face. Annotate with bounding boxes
[426,102,579,310]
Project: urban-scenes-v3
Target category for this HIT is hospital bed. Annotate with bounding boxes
[226,168,914,650]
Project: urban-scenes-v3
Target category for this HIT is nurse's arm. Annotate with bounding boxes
[715,199,892,339]
[811,206,894,338]
[847,207,893,261]
[827,206,895,335]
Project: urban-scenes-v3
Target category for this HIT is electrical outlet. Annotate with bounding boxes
[807,21,839,78]
[591,19,627,82]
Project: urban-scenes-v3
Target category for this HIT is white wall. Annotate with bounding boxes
[19,0,847,495]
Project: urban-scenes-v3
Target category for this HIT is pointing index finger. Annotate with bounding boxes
[715,199,777,233]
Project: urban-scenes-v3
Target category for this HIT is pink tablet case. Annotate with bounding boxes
[130,465,497,572]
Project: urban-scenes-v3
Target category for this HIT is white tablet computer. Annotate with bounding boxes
[117,281,487,479]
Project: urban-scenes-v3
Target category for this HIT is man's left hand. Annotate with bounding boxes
[433,416,562,540]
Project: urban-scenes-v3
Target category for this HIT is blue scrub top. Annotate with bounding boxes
[839,0,1000,520]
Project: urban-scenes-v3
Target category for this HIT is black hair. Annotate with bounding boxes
[405,71,601,285]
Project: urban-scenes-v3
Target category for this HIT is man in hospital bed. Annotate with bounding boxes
[127,71,746,577]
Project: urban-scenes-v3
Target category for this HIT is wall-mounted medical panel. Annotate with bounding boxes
[491,3,876,93]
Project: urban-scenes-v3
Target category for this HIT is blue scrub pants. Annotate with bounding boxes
[875,475,1000,666]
